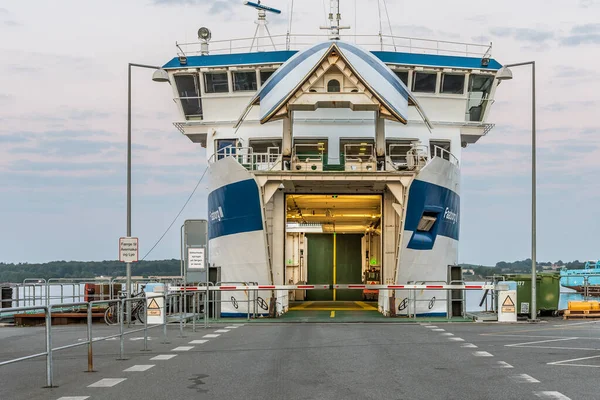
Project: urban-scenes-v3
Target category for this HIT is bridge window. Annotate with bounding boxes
[441,73,465,94]
[260,70,275,85]
[327,79,341,92]
[466,74,494,121]
[204,72,229,94]
[174,74,202,119]
[393,70,409,86]
[233,71,257,92]
[412,72,437,93]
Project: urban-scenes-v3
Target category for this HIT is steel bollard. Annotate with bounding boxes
[143,297,149,352]
[87,303,94,372]
[192,292,196,333]
[118,298,127,360]
[45,307,53,387]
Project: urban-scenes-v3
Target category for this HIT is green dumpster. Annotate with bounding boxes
[503,273,560,315]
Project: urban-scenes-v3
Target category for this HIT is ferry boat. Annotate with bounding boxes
[157,1,506,317]
[560,260,600,297]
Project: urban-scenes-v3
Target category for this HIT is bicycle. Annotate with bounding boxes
[104,291,146,325]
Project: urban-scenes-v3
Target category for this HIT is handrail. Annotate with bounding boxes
[175,33,492,58]
[432,145,459,167]
[210,146,282,171]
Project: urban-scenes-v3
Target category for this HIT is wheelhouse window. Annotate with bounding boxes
[260,70,275,85]
[327,79,341,92]
[466,74,494,121]
[412,72,437,93]
[441,74,465,94]
[233,71,257,92]
[174,74,202,119]
[204,72,229,93]
[394,70,409,86]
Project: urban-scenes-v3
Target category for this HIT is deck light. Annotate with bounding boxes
[152,68,170,83]
[495,66,513,81]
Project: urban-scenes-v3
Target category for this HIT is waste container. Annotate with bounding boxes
[503,273,560,315]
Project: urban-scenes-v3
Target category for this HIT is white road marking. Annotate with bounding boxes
[534,391,572,399]
[473,351,493,357]
[88,378,126,388]
[431,328,445,332]
[151,354,177,360]
[124,365,154,372]
[548,354,600,368]
[495,361,513,368]
[203,334,220,338]
[426,326,438,328]
[449,337,464,341]
[189,339,209,344]
[553,321,598,327]
[214,329,230,333]
[57,397,90,400]
[172,346,194,351]
[461,343,478,348]
[440,333,454,336]
[506,337,578,347]
[510,373,540,383]
[130,337,153,341]
[225,326,240,329]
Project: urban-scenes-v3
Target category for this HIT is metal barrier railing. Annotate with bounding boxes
[0,292,195,388]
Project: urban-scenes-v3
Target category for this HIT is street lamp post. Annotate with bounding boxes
[126,63,170,322]
[496,61,537,322]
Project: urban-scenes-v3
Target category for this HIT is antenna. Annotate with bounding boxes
[320,0,351,40]
[244,1,281,52]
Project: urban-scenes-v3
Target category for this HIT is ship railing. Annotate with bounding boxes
[405,144,430,171]
[432,145,459,167]
[176,33,492,58]
[343,143,376,172]
[210,146,283,171]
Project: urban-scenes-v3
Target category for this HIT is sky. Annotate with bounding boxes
[0,0,599,266]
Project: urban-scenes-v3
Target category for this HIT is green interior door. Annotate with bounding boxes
[306,234,333,301]
[335,234,363,301]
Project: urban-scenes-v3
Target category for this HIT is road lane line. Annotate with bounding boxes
[203,334,220,338]
[215,329,230,333]
[172,346,194,351]
[506,337,578,347]
[189,340,209,344]
[124,365,154,372]
[473,351,493,357]
[461,343,478,348]
[534,391,572,399]
[441,333,454,336]
[151,354,177,360]
[495,361,513,368]
[330,311,335,318]
[548,354,600,367]
[431,328,445,332]
[449,337,464,341]
[88,378,126,388]
[225,326,240,329]
[57,397,90,400]
[510,374,540,383]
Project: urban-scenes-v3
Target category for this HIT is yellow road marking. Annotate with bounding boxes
[355,301,378,311]
[330,311,335,318]
[291,301,314,310]
[289,307,367,311]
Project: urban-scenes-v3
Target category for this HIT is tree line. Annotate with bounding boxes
[0,260,181,283]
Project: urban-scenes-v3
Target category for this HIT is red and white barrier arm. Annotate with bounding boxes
[168,284,494,291]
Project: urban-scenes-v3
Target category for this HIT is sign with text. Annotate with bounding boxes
[188,247,206,270]
[146,293,165,324]
[119,237,139,263]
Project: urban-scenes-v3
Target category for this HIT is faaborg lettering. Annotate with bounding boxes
[209,206,224,222]
[443,207,458,224]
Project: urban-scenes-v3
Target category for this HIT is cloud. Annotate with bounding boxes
[579,0,600,7]
[3,20,20,27]
[559,23,600,46]
[489,27,555,43]
[0,8,8,14]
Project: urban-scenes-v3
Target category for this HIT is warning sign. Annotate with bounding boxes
[501,295,515,313]
[147,298,161,316]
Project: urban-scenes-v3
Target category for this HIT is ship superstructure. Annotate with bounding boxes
[159,1,505,317]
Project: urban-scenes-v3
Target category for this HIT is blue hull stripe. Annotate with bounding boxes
[208,179,263,240]
[405,179,460,250]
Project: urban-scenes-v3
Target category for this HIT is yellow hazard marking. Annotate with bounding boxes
[148,298,160,309]
[502,296,515,307]
[330,311,335,318]
[355,301,378,311]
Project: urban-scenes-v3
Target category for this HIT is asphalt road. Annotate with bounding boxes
[1,319,596,400]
